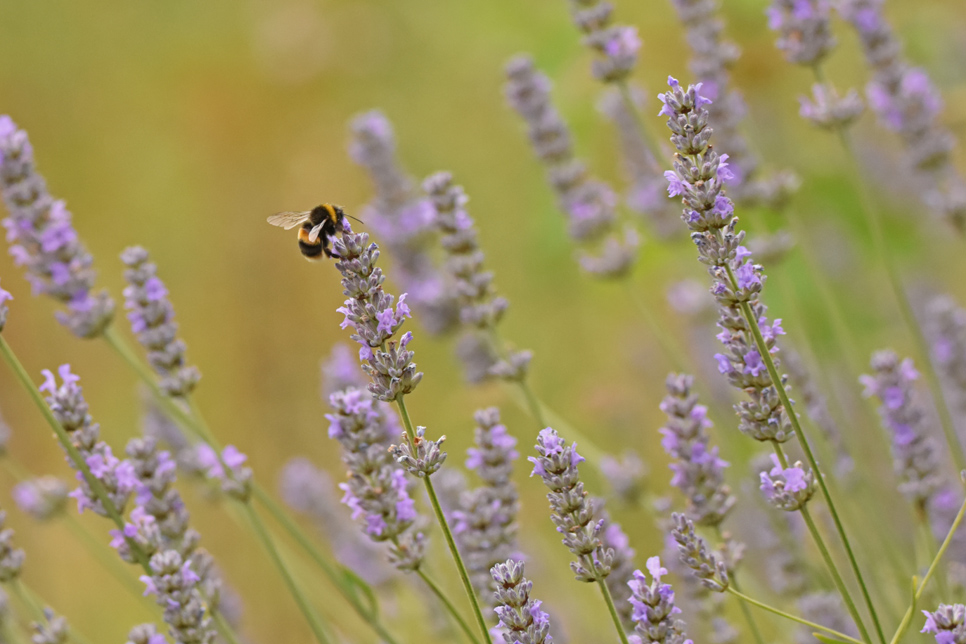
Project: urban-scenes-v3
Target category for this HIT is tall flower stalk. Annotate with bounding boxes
[659,77,884,644]
[330,224,492,644]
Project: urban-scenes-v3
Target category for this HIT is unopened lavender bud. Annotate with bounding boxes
[390,427,447,477]
[13,477,69,521]
[670,512,729,592]
[140,550,216,644]
[766,0,835,66]
[488,349,533,382]
[126,624,167,644]
[491,559,553,644]
[759,455,816,511]
[31,609,69,644]
[628,556,691,644]
[110,506,162,564]
[0,513,24,582]
[922,604,966,644]
[121,247,200,398]
[799,84,865,131]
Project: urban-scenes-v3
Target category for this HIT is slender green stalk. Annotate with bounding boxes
[0,335,152,571]
[833,129,966,473]
[713,526,766,644]
[726,266,886,644]
[888,490,966,644]
[104,330,402,644]
[596,576,631,644]
[772,444,873,644]
[395,397,493,644]
[242,502,332,644]
[623,282,690,373]
[415,568,482,644]
[726,587,865,644]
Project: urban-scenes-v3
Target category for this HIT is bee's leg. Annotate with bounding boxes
[323,242,341,259]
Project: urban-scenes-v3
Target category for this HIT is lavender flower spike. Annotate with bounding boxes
[840,0,966,229]
[40,364,137,516]
[565,0,640,83]
[32,609,69,644]
[530,427,613,582]
[628,556,692,644]
[860,350,942,511]
[0,116,115,338]
[670,513,729,592]
[927,296,966,406]
[490,559,553,644]
[766,0,835,66]
[923,604,966,644]
[0,280,11,332]
[348,111,459,335]
[504,56,638,278]
[659,373,735,526]
[121,247,200,397]
[140,550,217,644]
[453,408,520,602]
[660,78,793,445]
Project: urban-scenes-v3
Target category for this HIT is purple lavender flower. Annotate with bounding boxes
[326,387,425,571]
[799,84,865,131]
[0,280,11,332]
[660,373,735,526]
[923,604,966,644]
[121,247,200,398]
[12,476,69,521]
[860,350,942,511]
[331,226,422,402]
[0,116,115,338]
[32,609,69,644]
[490,559,553,644]
[600,451,647,505]
[504,56,638,278]
[195,444,252,501]
[759,454,816,511]
[839,0,966,229]
[565,0,640,83]
[669,512,729,592]
[660,78,795,446]
[126,624,168,644]
[452,408,520,603]
[40,364,137,516]
[530,427,614,582]
[628,556,691,644]
[348,110,459,335]
[139,550,217,644]
[766,0,835,66]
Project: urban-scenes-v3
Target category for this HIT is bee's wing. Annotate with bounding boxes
[267,211,311,230]
[308,221,327,242]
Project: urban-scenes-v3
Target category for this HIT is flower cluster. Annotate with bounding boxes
[565,0,640,83]
[12,476,69,521]
[669,513,729,592]
[759,454,816,512]
[332,227,422,401]
[0,116,115,338]
[195,444,252,501]
[40,364,137,515]
[452,408,520,602]
[659,373,735,526]
[922,604,966,644]
[660,78,794,445]
[766,0,835,66]
[860,350,942,510]
[32,610,70,644]
[326,387,425,571]
[348,110,459,335]
[140,550,217,644]
[839,0,966,229]
[121,246,200,397]
[389,425,447,477]
[504,55,638,278]
[928,296,966,405]
[529,427,612,582]
[490,559,553,644]
[798,84,865,131]
[628,556,690,644]
[0,513,24,582]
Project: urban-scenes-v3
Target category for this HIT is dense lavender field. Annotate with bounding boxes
[1,0,966,643]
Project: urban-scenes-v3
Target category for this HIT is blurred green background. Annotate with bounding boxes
[2,0,966,642]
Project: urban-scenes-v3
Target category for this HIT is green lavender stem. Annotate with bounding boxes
[415,568,482,644]
[888,488,966,644]
[724,264,885,644]
[596,576,631,644]
[726,587,865,644]
[395,396,493,644]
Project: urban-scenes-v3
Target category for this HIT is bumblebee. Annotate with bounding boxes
[266,204,350,260]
